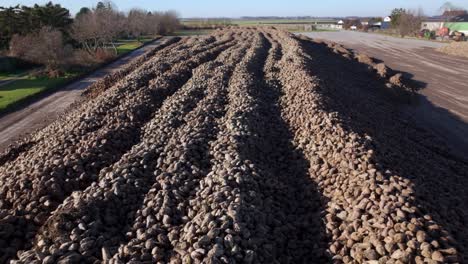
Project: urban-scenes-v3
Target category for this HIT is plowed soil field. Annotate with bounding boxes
[1,28,467,264]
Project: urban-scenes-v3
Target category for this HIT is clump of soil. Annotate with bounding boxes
[437,42,468,59]
[355,53,374,65]
[375,63,392,78]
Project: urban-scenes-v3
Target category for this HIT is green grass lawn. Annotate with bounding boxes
[116,42,143,55]
[0,69,30,81]
[115,37,158,55]
[0,76,71,111]
[0,37,155,112]
[171,30,213,36]
[136,37,154,43]
[117,37,155,43]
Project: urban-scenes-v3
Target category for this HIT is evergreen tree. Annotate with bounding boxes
[0,2,72,49]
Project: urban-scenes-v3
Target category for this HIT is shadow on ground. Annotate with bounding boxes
[299,38,468,261]
[234,35,330,262]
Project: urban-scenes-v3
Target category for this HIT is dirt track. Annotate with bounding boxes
[0,28,467,264]
[301,31,468,155]
[0,38,166,152]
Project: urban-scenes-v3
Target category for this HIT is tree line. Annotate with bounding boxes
[72,3,179,55]
[389,8,425,37]
[0,2,72,49]
[0,1,179,74]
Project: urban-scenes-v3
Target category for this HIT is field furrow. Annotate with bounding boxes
[0,32,238,262]
[294,34,468,263]
[1,27,466,264]
[273,29,467,263]
[0,37,184,164]
[13,35,250,264]
[112,39,252,264]
[0,35,227,163]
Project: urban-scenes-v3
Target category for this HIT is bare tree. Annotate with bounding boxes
[71,5,122,55]
[146,12,162,35]
[125,9,179,38]
[160,11,180,34]
[9,26,70,72]
[343,19,362,30]
[95,7,124,53]
[71,3,179,60]
[126,9,147,39]
[398,9,424,37]
[71,12,99,55]
[439,1,466,14]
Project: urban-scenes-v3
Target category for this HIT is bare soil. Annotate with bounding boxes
[438,42,468,59]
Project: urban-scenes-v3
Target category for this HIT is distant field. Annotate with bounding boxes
[182,19,337,25]
[181,20,231,26]
[232,19,336,25]
[289,28,338,32]
[181,19,339,33]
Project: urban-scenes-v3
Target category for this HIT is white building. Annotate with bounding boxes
[335,20,344,29]
[421,21,445,31]
[373,21,382,27]
[382,16,392,29]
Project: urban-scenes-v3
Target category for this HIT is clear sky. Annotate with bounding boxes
[2,0,468,18]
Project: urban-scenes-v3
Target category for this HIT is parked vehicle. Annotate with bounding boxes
[437,27,450,37]
[451,31,466,41]
[419,29,436,40]
[418,29,429,38]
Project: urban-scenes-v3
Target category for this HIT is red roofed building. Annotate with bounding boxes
[442,10,467,17]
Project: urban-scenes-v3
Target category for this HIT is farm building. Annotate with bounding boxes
[336,20,344,29]
[445,22,468,34]
[381,16,391,29]
[421,15,468,34]
[372,21,382,28]
[364,18,384,29]
[451,14,468,22]
[421,18,445,31]
[442,10,468,20]
[308,19,341,30]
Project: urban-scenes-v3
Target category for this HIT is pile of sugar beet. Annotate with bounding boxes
[0,27,466,264]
